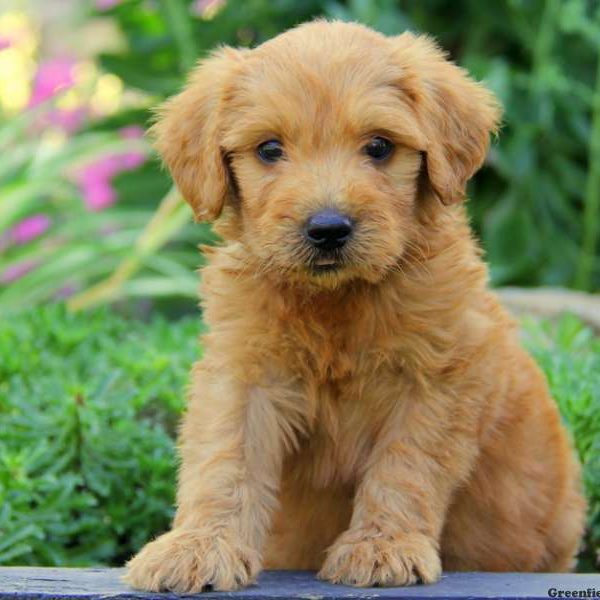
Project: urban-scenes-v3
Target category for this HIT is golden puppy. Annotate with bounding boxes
[125,20,586,592]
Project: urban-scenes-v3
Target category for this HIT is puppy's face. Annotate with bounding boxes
[221,43,424,287]
[153,21,501,288]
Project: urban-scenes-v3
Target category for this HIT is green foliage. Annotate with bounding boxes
[2,0,599,314]
[97,0,326,97]
[326,0,600,290]
[0,305,201,565]
[0,107,214,315]
[0,305,598,570]
[103,0,600,292]
[523,315,600,572]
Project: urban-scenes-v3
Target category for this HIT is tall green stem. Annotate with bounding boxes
[159,0,199,73]
[575,51,600,291]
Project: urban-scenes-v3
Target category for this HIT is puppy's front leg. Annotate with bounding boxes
[125,365,286,593]
[319,395,478,587]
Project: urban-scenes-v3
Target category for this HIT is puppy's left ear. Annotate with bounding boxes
[393,33,502,205]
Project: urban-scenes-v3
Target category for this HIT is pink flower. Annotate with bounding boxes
[28,58,76,108]
[11,214,52,244]
[120,125,144,139]
[121,151,145,170]
[78,165,117,211]
[119,126,145,169]
[49,107,87,133]
[96,0,121,10]
[75,128,146,211]
[1,260,38,284]
[0,36,12,51]
[26,58,87,133]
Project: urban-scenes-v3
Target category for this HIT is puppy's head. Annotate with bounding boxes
[152,21,501,288]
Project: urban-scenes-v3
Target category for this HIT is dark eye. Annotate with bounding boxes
[364,136,394,161]
[257,139,284,163]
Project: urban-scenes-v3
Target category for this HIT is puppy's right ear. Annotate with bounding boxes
[150,47,246,221]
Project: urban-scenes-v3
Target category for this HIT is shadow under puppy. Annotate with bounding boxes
[125,20,586,592]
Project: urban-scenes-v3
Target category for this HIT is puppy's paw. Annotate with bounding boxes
[124,528,260,593]
[318,529,441,587]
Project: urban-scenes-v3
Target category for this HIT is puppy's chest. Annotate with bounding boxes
[280,312,392,383]
[273,306,409,486]
[289,372,406,488]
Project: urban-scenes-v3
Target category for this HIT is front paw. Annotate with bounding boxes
[124,528,260,593]
[318,529,441,587]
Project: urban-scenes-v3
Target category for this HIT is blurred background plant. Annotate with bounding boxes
[0,0,599,572]
[0,0,599,315]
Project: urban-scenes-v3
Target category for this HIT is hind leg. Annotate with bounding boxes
[442,438,585,572]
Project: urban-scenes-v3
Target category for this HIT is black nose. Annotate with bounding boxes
[305,210,353,250]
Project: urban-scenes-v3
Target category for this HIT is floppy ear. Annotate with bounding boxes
[150,47,246,221]
[393,33,502,205]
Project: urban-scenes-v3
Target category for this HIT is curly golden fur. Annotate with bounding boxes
[125,20,586,592]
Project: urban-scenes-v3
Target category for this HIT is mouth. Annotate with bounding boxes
[310,255,342,274]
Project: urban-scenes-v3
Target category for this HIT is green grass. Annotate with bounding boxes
[0,305,598,570]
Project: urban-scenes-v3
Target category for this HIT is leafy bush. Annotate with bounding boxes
[328,0,600,290]
[2,0,598,315]
[523,315,600,572]
[0,305,201,565]
[0,106,214,315]
[0,305,598,570]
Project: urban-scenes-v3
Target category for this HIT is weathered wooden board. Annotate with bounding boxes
[0,568,599,600]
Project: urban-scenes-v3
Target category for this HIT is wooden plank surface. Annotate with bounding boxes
[0,568,600,600]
